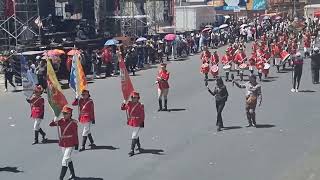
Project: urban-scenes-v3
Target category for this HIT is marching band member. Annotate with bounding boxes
[234,48,247,80]
[291,52,304,92]
[121,92,145,157]
[26,85,47,145]
[49,106,79,180]
[72,90,96,152]
[210,51,219,65]
[303,31,311,57]
[233,75,262,127]
[156,63,170,111]
[222,50,231,81]
[271,41,281,72]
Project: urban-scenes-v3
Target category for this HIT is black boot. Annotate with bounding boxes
[68,161,77,179]
[38,128,48,143]
[246,112,253,127]
[240,73,243,81]
[258,73,262,81]
[79,136,87,152]
[163,99,168,111]
[59,166,68,180]
[129,139,136,157]
[205,73,208,80]
[32,131,39,145]
[158,99,162,111]
[251,112,257,127]
[136,137,143,153]
[226,72,229,81]
[88,133,96,148]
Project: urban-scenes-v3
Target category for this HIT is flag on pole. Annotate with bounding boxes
[119,57,134,101]
[47,59,68,117]
[34,16,43,28]
[20,55,38,98]
[69,54,87,96]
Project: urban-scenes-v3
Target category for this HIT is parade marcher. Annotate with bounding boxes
[207,77,229,132]
[200,62,210,80]
[271,41,281,72]
[310,47,320,84]
[200,46,211,64]
[234,48,247,80]
[210,51,219,65]
[303,31,312,57]
[291,52,303,92]
[72,90,96,151]
[121,91,145,157]
[156,63,170,111]
[26,85,47,145]
[233,75,262,127]
[256,58,264,81]
[222,50,231,81]
[49,106,79,180]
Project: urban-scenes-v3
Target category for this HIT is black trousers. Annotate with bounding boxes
[311,66,319,83]
[216,101,225,128]
[293,68,302,89]
[4,73,15,89]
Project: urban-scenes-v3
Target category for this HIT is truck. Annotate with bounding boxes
[175,5,216,32]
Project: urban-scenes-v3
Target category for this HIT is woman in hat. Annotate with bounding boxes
[26,85,47,144]
[121,91,145,157]
[291,52,303,92]
[49,106,79,180]
[156,63,170,111]
[233,74,262,127]
[206,77,229,131]
[72,89,96,151]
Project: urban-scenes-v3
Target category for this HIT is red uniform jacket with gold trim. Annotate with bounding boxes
[49,118,79,148]
[121,102,145,127]
[211,54,219,64]
[27,96,44,119]
[157,70,170,89]
[234,52,246,64]
[72,98,95,123]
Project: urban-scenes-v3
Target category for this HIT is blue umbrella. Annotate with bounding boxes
[213,27,219,31]
[104,39,119,46]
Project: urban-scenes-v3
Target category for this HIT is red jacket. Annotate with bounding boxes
[157,70,170,89]
[72,98,95,123]
[49,118,79,148]
[27,96,44,119]
[121,102,145,127]
[221,54,230,65]
[234,52,246,64]
[211,54,219,64]
[200,51,211,63]
[102,48,112,64]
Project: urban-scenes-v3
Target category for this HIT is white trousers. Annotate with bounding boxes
[304,47,310,53]
[131,127,142,139]
[33,118,42,131]
[61,147,73,166]
[158,88,169,100]
[82,122,92,136]
[275,58,280,66]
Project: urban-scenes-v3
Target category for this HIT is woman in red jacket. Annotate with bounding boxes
[26,85,47,145]
[121,91,145,157]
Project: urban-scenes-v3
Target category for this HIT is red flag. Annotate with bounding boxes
[119,57,134,101]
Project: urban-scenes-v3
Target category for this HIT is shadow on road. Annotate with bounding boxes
[139,148,165,155]
[267,76,279,79]
[87,145,119,151]
[77,177,103,180]
[0,167,23,173]
[299,90,317,93]
[167,108,186,112]
[223,126,242,130]
[255,124,275,128]
[43,139,59,144]
[262,79,276,83]
[12,90,23,93]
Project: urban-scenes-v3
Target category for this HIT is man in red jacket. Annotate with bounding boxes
[121,92,145,157]
[26,85,47,145]
[49,106,79,180]
[156,63,170,111]
[72,89,96,151]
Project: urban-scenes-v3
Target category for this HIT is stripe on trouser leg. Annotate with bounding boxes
[82,122,91,136]
[33,119,42,131]
[131,127,141,139]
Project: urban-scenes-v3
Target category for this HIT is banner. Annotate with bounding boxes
[69,54,87,96]
[247,0,266,10]
[47,59,68,117]
[119,57,134,101]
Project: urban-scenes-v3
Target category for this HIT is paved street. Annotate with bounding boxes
[0,44,320,180]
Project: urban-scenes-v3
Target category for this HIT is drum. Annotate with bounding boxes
[239,63,248,70]
[263,63,270,70]
[223,64,231,71]
[210,65,219,76]
[200,63,210,74]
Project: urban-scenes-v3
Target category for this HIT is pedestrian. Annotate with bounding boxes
[233,75,262,127]
[26,85,47,144]
[156,63,170,111]
[72,90,96,151]
[310,47,320,84]
[49,106,79,180]
[3,60,16,92]
[121,91,145,157]
[291,52,304,92]
[206,77,229,131]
